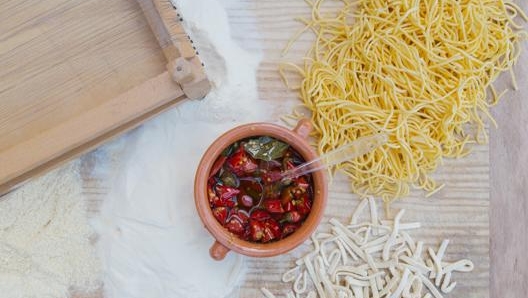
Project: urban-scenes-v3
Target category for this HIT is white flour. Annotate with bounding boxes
[0,161,101,298]
[93,0,273,297]
[171,0,268,123]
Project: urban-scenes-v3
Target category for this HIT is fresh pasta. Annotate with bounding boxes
[261,198,474,298]
[281,0,527,203]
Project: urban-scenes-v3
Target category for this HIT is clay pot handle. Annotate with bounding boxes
[293,119,313,139]
[210,241,230,261]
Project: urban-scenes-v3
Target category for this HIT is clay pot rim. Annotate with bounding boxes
[194,120,328,259]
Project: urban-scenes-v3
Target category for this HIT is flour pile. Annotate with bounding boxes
[0,162,101,298]
[171,0,265,123]
[93,0,273,297]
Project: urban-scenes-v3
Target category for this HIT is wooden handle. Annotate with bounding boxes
[293,119,313,139]
[136,0,191,61]
[136,0,211,100]
[210,241,230,261]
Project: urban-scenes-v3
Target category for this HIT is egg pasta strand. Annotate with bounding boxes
[283,0,526,203]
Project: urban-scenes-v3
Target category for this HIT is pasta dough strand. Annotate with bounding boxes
[284,0,527,202]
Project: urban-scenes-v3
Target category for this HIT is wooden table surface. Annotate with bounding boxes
[2,0,526,297]
[489,66,528,296]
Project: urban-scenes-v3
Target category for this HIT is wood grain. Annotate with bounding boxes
[488,3,528,296]
[0,71,189,194]
[0,0,166,151]
[489,40,528,298]
[0,0,213,195]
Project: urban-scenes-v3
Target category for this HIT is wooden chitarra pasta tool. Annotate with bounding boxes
[0,0,211,195]
[137,0,211,99]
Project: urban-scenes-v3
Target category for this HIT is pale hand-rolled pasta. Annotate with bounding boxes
[261,198,474,298]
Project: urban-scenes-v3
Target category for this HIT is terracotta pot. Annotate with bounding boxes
[194,119,328,260]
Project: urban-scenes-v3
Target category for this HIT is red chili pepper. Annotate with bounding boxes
[283,211,302,223]
[283,201,295,212]
[212,207,228,225]
[225,198,237,208]
[229,208,249,224]
[226,146,258,176]
[238,209,250,223]
[209,155,227,178]
[261,228,273,242]
[241,228,251,241]
[270,212,284,222]
[264,199,284,213]
[208,182,220,206]
[215,185,240,200]
[213,198,235,208]
[282,223,299,236]
[296,194,312,216]
[261,219,281,243]
[282,157,296,171]
[293,176,310,190]
[209,196,220,207]
[250,209,271,221]
[225,218,245,235]
[210,188,236,207]
[265,218,282,239]
[249,219,265,241]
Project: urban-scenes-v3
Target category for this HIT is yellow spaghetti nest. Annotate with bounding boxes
[282,0,527,203]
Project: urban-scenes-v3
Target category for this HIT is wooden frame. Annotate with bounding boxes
[0,0,211,195]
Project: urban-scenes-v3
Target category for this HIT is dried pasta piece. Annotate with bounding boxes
[261,287,277,298]
[283,266,300,283]
[264,198,474,298]
[294,270,308,294]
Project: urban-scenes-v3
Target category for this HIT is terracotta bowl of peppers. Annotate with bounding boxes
[194,119,328,260]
